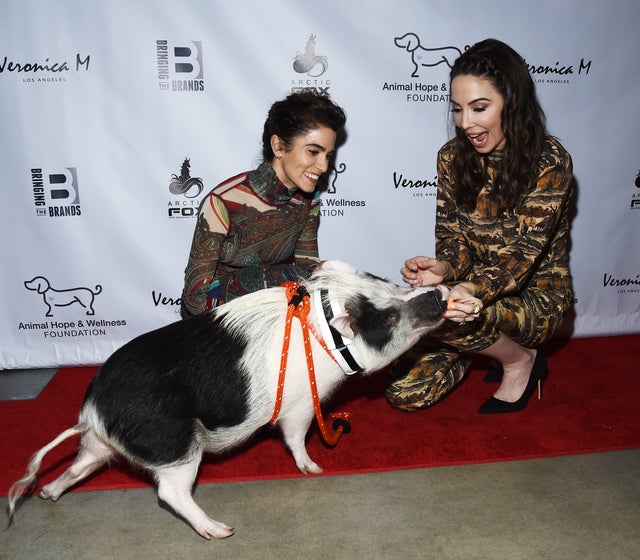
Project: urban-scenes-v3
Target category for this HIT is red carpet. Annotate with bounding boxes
[1,335,639,496]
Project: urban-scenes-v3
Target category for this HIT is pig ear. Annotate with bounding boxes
[319,259,358,274]
[329,314,356,339]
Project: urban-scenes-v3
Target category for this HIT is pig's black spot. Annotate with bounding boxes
[85,312,250,466]
[344,296,396,351]
[410,289,448,322]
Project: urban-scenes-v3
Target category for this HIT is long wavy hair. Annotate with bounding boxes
[449,39,547,211]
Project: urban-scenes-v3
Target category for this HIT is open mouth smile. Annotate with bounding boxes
[304,171,320,183]
[468,132,489,149]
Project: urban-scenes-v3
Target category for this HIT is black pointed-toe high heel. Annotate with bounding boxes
[477,352,548,414]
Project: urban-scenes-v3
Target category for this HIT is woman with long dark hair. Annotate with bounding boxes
[385,39,574,414]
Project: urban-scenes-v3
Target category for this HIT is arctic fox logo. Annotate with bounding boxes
[293,34,328,77]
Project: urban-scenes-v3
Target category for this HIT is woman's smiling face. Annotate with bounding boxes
[270,126,336,192]
[450,74,506,154]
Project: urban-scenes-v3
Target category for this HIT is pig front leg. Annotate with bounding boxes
[154,457,234,539]
[278,416,323,474]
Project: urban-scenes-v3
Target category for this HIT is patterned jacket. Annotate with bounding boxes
[182,162,320,315]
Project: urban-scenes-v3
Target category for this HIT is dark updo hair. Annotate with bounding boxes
[449,38,547,210]
[261,91,347,161]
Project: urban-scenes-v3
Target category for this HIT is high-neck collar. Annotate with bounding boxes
[482,149,504,164]
[249,162,298,205]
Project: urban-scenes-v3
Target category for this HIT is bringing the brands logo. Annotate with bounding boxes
[156,40,205,92]
[31,167,81,217]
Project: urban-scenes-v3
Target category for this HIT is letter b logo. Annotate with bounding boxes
[172,41,203,79]
[47,167,80,205]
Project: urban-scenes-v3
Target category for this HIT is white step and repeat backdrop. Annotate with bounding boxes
[1,0,639,369]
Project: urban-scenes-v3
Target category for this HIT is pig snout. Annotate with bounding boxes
[409,286,449,324]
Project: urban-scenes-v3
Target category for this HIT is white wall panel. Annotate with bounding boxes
[1,0,638,368]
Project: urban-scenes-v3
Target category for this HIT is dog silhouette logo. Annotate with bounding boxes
[293,34,328,77]
[394,32,467,78]
[24,276,103,317]
[169,158,204,198]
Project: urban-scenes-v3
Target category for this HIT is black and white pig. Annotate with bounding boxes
[8,260,449,539]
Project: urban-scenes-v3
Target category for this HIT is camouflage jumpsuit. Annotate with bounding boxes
[385,136,574,411]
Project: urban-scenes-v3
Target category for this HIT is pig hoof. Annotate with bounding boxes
[300,463,323,475]
[38,488,55,501]
[195,520,234,540]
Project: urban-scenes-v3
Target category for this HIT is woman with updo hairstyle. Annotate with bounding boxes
[385,39,574,414]
[182,91,346,317]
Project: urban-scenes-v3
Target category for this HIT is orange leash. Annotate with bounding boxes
[269,282,351,447]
